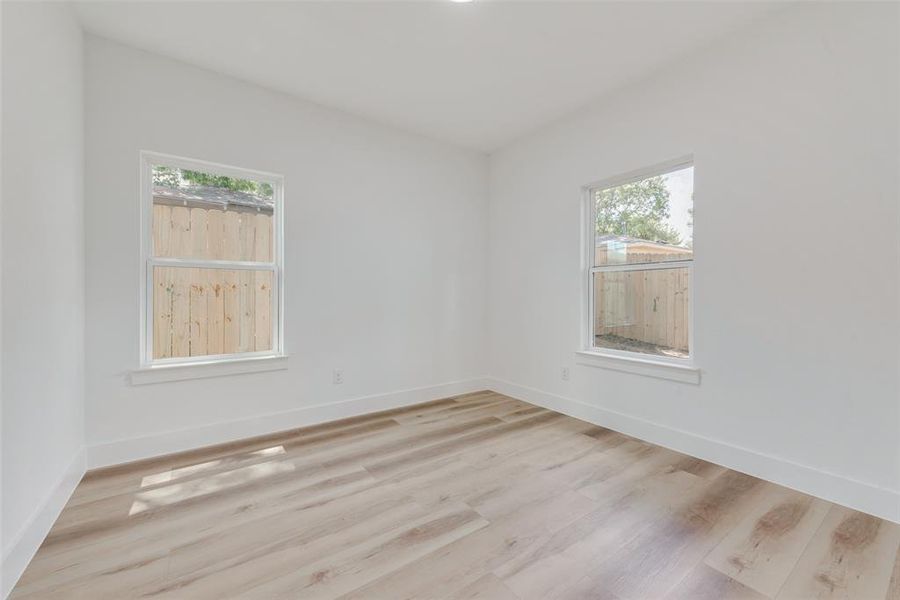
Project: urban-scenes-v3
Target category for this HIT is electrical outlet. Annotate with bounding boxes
[561,367,570,381]
[332,369,344,384]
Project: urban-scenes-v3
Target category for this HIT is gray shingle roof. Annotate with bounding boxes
[595,233,689,250]
[153,185,274,213]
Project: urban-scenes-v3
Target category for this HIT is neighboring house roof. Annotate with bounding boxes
[153,185,274,213]
[595,233,691,252]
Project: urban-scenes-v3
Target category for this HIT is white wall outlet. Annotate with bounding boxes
[332,368,344,384]
[561,367,570,381]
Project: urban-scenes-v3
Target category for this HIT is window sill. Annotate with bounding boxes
[130,355,289,385]
[575,350,700,385]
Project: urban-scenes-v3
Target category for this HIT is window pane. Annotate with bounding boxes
[593,267,689,358]
[152,165,274,261]
[594,166,693,266]
[153,266,273,359]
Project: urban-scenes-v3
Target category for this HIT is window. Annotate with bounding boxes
[585,159,694,364]
[140,152,283,367]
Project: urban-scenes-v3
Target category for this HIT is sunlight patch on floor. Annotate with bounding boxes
[140,445,286,487]
[130,456,294,515]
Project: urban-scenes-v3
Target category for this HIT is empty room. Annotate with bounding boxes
[2,1,899,598]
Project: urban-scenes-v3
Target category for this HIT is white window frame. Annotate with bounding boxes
[577,156,699,384]
[138,151,285,372]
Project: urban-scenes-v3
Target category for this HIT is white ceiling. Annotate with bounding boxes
[74,1,783,152]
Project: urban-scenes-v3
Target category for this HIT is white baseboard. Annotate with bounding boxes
[487,377,900,524]
[2,448,87,599]
[87,377,490,469]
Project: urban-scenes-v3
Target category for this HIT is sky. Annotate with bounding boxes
[663,165,694,245]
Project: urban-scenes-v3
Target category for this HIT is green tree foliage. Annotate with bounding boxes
[152,166,181,188]
[152,166,273,199]
[594,175,682,245]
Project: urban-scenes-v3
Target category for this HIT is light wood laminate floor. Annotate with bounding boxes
[12,391,900,599]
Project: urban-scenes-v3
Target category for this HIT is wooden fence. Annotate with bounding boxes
[152,202,273,359]
[594,263,690,353]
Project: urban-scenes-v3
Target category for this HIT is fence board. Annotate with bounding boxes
[678,270,688,349]
[190,273,208,356]
[240,213,256,261]
[254,214,272,351]
[207,270,225,355]
[207,208,225,260]
[171,269,191,357]
[224,211,241,261]
[631,271,645,342]
[153,267,173,359]
[222,210,243,355]
[223,270,240,354]
[171,206,191,256]
[188,210,209,356]
[256,271,272,351]
[153,204,170,257]
[169,208,192,357]
[238,270,255,352]
[654,271,667,345]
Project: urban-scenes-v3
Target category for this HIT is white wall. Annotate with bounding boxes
[84,37,489,465]
[487,2,900,521]
[1,2,86,595]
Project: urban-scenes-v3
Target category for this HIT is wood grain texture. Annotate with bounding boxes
[705,485,832,597]
[11,392,898,599]
[777,505,900,599]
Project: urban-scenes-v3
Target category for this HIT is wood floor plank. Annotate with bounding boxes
[392,395,523,425]
[886,545,900,600]
[364,411,565,479]
[150,499,438,597]
[354,488,596,600]
[497,467,703,599]
[68,417,402,508]
[498,405,547,422]
[704,484,831,597]
[340,492,565,599]
[11,392,897,600]
[445,573,521,600]
[573,469,766,599]
[14,465,378,594]
[666,564,768,600]
[165,457,476,582]
[54,413,504,556]
[543,575,621,600]
[458,416,606,470]
[243,506,489,598]
[777,505,900,599]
